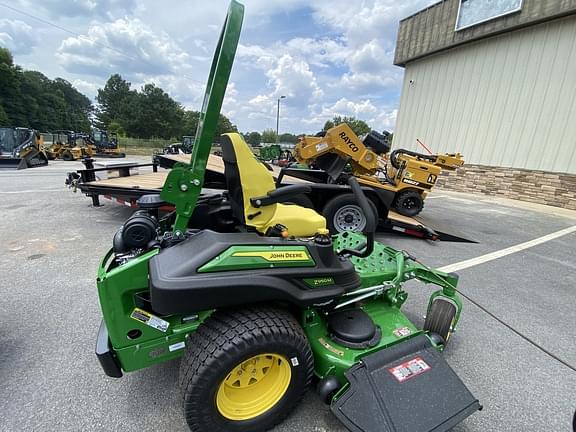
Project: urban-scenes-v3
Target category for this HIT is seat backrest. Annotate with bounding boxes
[221,133,277,226]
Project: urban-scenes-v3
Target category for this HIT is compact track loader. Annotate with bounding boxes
[0,127,48,169]
[295,125,464,216]
[94,3,480,431]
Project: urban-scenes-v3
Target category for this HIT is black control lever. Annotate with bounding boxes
[338,176,376,258]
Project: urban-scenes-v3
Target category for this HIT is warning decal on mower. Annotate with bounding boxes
[130,308,169,332]
[393,327,412,338]
[388,357,431,383]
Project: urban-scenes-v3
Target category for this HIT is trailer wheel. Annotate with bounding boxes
[394,190,423,217]
[323,193,378,233]
[424,298,457,347]
[179,307,313,432]
[61,151,74,161]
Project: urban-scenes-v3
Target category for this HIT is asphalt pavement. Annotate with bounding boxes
[0,159,575,432]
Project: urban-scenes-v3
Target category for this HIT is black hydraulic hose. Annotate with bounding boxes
[390,148,437,169]
[339,176,375,258]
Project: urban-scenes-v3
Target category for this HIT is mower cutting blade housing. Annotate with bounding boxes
[331,334,480,432]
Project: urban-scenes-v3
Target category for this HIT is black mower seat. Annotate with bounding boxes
[149,230,360,315]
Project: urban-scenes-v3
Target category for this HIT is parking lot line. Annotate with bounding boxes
[0,189,64,194]
[439,225,576,273]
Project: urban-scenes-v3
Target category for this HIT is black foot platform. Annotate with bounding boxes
[331,334,480,432]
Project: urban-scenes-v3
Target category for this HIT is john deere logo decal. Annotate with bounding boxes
[232,251,310,261]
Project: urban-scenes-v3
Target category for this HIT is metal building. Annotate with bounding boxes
[393,0,576,209]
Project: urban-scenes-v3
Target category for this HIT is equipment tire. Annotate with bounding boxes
[323,193,378,233]
[394,190,423,217]
[61,151,74,161]
[424,298,457,347]
[179,306,313,432]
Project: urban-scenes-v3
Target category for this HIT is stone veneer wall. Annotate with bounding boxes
[435,165,576,211]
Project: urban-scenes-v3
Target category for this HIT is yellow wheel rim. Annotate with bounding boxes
[216,353,291,420]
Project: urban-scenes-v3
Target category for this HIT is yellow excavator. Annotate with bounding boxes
[294,123,464,216]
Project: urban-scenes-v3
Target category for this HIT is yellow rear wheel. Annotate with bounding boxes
[216,353,291,420]
[180,307,314,432]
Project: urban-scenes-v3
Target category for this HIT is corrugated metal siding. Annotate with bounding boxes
[394,0,576,66]
[394,15,576,174]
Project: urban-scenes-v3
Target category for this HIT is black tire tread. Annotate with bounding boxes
[424,299,456,344]
[179,306,313,432]
[394,190,424,217]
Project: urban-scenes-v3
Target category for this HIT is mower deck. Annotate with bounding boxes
[331,334,480,432]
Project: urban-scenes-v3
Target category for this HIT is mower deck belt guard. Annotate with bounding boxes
[331,334,480,432]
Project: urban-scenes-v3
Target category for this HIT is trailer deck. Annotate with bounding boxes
[68,154,473,241]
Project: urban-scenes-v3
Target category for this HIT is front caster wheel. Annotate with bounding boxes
[179,307,314,432]
[424,298,457,347]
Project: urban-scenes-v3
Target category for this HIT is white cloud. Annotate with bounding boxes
[22,0,139,19]
[0,19,37,55]
[309,1,433,92]
[266,54,323,101]
[5,0,435,134]
[56,18,190,78]
[222,82,239,118]
[304,98,398,131]
[71,78,102,99]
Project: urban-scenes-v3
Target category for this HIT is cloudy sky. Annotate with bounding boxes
[0,0,434,134]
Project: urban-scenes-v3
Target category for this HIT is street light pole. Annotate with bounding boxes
[276,95,286,143]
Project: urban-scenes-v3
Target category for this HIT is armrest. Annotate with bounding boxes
[250,184,312,208]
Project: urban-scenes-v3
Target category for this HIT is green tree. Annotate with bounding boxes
[215,113,237,141]
[279,133,298,144]
[126,83,184,139]
[0,47,92,131]
[261,128,277,144]
[0,47,13,66]
[246,131,261,146]
[52,78,92,131]
[108,120,126,137]
[0,104,9,126]
[0,48,25,126]
[181,110,236,142]
[95,74,134,129]
[182,110,200,136]
[323,115,371,136]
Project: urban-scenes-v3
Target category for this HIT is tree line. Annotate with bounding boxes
[243,116,373,146]
[0,47,92,131]
[95,74,238,140]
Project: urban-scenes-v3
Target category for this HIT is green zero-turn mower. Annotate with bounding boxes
[95,2,481,431]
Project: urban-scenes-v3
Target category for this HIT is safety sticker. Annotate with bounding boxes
[393,327,412,338]
[130,308,169,332]
[169,341,185,352]
[315,143,329,152]
[388,357,431,383]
